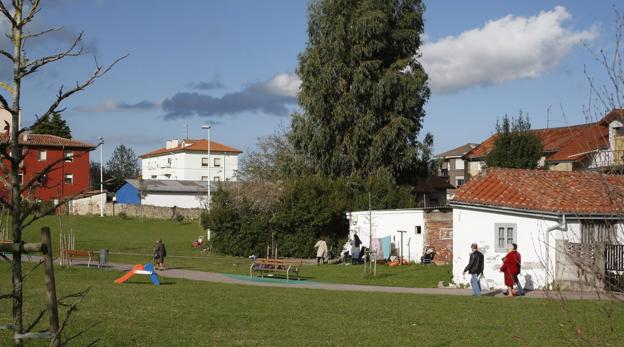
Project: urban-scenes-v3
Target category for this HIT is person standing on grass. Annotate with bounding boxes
[351,234,362,264]
[463,243,484,296]
[314,237,328,265]
[500,243,520,297]
[154,239,167,271]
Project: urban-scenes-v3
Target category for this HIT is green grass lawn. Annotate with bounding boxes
[1,263,622,346]
[18,215,451,288]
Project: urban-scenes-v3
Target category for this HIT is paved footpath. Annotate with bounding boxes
[49,258,621,301]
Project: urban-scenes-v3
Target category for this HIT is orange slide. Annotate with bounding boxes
[114,264,144,284]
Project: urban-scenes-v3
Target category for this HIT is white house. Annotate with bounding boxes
[140,139,242,182]
[450,168,624,290]
[347,208,453,264]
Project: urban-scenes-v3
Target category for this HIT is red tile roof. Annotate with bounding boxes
[0,133,95,149]
[464,111,617,163]
[140,139,242,158]
[451,168,624,215]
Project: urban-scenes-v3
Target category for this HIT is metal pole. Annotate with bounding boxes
[207,127,211,209]
[99,137,104,217]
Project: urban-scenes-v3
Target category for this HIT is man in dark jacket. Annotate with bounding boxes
[463,243,484,296]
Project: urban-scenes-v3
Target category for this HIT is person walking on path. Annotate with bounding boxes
[463,243,484,296]
[154,239,167,271]
[314,238,328,265]
[500,243,521,297]
[511,243,524,295]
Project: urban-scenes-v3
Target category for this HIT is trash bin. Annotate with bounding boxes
[99,249,109,267]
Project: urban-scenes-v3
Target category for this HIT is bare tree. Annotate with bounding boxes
[0,1,125,346]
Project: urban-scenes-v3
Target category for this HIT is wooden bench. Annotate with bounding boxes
[250,258,302,281]
[63,249,98,268]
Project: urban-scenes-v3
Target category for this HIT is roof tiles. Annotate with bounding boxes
[451,168,624,215]
[140,139,242,158]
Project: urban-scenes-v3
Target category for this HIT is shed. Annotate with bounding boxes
[115,179,217,209]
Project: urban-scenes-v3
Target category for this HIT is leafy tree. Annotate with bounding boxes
[485,113,543,169]
[106,145,139,191]
[30,112,72,138]
[291,0,431,183]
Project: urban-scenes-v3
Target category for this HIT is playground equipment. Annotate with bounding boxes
[115,263,160,285]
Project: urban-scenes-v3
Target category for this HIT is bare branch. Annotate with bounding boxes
[57,287,91,338]
[26,54,128,134]
[22,26,62,40]
[0,292,13,300]
[20,0,40,27]
[20,31,84,78]
[21,259,43,281]
[0,48,15,63]
[24,308,46,333]
[0,1,18,28]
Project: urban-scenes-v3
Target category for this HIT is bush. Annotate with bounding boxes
[118,211,129,220]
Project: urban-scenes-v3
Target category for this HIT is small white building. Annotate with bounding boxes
[450,168,624,290]
[347,208,453,263]
[140,139,242,182]
[116,179,218,209]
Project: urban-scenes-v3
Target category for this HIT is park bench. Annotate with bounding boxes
[63,249,98,268]
[250,258,302,281]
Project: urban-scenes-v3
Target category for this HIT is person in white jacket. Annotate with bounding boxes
[314,238,328,265]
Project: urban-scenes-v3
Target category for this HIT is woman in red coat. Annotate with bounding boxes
[500,244,520,297]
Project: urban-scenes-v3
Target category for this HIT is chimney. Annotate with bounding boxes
[165,139,179,149]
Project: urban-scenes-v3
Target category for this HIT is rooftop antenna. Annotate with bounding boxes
[185,122,189,140]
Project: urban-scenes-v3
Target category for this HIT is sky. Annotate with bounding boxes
[8,0,622,160]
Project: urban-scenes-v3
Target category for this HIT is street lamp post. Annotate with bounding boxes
[98,137,104,217]
[200,125,211,209]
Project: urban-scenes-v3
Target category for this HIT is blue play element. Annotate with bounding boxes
[143,263,160,285]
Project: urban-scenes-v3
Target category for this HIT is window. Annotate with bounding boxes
[440,228,453,240]
[64,174,73,184]
[65,151,74,162]
[415,226,422,234]
[213,176,221,182]
[38,150,47,161]
[581,221,617,244]
[456,177,465,187]
[151,175,157,179]
[455,159,465,170]
[201,176,208,181]
[214,157,221,167]
[17,173,23,184]
[495,223,516,252]
[441,168,449,177]
[201,157,209,167]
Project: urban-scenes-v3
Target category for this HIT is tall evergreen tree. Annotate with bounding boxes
[485,113,544,169]
[106,144,139,191]
[290,0,430,182]
[31,112,72,138]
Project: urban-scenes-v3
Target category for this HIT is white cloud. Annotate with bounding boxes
[260,73,301,97]
[420,6,598,93]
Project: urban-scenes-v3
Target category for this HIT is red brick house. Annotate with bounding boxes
[0,133,95,201]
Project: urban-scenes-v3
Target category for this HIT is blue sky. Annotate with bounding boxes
[12,0,622,160]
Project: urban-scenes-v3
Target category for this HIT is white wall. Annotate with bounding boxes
[142,192,205,209]
[142,151,239,181]
[347,209,425,262]
[452,207,586,290]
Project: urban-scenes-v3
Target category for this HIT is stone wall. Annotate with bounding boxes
[555,240,605,291]
[70,194,203,220]
[424,209,453,265]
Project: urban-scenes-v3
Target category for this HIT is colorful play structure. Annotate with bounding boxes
[114,263,160,285]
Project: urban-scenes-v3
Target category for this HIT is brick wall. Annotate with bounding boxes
[424,210,453,265]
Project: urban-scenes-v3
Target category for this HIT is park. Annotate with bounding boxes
[1,1,624,346]
[1,215,623,346]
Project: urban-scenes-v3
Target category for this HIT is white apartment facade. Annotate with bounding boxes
[140,139,242,182]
